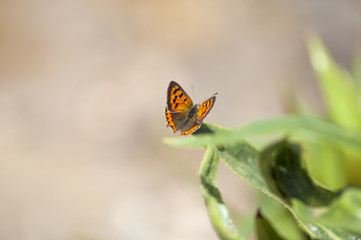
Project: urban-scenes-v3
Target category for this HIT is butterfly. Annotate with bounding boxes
[165,81,217,136]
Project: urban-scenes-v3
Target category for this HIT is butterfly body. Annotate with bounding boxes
[165,81,216,136]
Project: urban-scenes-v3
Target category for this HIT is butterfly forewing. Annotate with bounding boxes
[197,96,216,121]
[167,81,193,112]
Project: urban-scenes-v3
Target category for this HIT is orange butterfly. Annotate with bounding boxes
[165,81,217,136]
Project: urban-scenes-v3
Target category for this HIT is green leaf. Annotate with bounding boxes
[301,138,348,190]
[308,36,361,129]
[166,122,361,239]
[259,140,339,206]
[213,139,317,238]
[236,213,256,238]
[256,210,285,240]
[215,137,356,239]
[259,195,308,240]
[293,188,361,236]
[163,117,361,156]
[199,145,243,240]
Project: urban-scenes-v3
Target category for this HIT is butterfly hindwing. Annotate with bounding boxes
[180,120,200,136]
[180,124,200,136]
[165,109,187,133]
[167,81,193,112]
[179,105,200,136]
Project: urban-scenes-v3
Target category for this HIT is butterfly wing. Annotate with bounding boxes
[167,81,193,112]
[180,121,200,136]
[197,96,216,122]
[165,108,187,133]
[180,96,216,136]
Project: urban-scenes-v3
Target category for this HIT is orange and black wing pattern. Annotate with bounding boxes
[167,81,193,112]
[165,81,216,136]
[165,109,186,133]
[179,95,217,136]
[197,96,216,122]
[179,123,200,136]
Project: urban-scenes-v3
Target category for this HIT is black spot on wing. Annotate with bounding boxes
[173,88,181,95]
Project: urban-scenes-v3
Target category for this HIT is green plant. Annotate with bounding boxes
[164,37,361,240]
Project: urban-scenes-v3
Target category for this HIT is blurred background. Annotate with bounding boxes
[1,0,361,239]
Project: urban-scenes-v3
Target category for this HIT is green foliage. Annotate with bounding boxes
[258,195,307,240]
[200,145,243,240]
[308,37,361,129]
[256,210,285,240]
[164,37,361,239]
[259,140,338,207]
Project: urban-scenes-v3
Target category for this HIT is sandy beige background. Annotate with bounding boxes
[0,1,361,239]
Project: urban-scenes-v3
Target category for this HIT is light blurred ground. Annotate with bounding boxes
[0,1,361,239]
